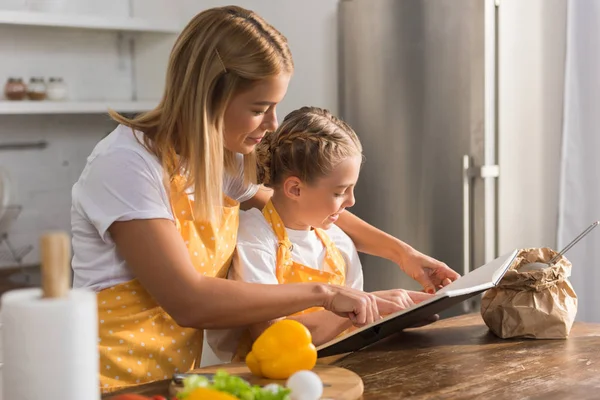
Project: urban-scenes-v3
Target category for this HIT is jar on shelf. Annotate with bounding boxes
[4,78,27,101]
[26,77,46,101]
[46,77,67,101]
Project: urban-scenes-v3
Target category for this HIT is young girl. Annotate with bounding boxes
[207,107,433,362]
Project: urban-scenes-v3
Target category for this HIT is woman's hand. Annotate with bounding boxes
[334,211,460,294]
[396,244,460,294]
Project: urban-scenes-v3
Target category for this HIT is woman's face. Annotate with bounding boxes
[223,73,291,154]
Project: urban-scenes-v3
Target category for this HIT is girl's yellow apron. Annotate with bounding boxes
[97,177,239,393]
[233,200,347,360]
[262,199,346,297]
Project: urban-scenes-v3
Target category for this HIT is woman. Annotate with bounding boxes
[71,6,459,392]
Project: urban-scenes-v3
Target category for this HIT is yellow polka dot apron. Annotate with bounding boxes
[97,176,239,392]
[233,199,346,360]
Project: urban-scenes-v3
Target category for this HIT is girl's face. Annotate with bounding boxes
[284,155,363,230]
[223,73,291,154]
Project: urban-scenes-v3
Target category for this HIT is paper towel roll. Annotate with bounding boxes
[2,288,99,400]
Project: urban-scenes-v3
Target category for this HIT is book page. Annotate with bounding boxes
[437,250,518,296]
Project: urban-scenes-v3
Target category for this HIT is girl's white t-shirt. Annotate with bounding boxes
[206,207,364,363]
[71,124,259,292]
[230,208,364,288]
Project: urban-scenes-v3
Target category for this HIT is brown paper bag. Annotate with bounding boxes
[480,247,578,339]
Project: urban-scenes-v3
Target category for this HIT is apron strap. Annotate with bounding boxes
[262,199,346,282]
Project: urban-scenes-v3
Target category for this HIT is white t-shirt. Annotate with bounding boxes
[71,124,259,292]
[206,208,364,362]
[229,208,364,287]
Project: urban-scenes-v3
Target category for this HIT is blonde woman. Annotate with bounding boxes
[207,107,437,362]
[71,6,458,391]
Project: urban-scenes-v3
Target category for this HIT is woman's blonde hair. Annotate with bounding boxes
[255,107,362,188]
[109,6,293,222]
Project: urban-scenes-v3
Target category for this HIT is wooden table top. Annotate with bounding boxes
[103,313,600,400]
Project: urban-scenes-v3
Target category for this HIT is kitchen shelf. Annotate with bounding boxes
[0,10,180,33]
[0,100,157,114]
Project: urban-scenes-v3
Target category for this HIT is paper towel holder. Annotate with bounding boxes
[40,232,71,298]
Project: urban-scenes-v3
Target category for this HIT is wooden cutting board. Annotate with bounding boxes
[169,362,364,400]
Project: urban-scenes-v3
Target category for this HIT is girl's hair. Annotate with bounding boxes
[255,107,362,188]
[109,6,293,222]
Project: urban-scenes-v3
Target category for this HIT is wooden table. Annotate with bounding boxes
[104,314,600,400]
[333,313,600,399]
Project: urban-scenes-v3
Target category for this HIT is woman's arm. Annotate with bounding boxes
[240,185,272,211]
[108,218,397,329]
[336,211,460,293]
[335,211,406,261]
[240,189,459,294]
[242,189,400,261]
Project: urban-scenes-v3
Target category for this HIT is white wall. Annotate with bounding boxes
[0,115,117,267]
[0,0,178,267]
[497,0,567,253]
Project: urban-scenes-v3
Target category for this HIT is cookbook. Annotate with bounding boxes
[316,249,519,357]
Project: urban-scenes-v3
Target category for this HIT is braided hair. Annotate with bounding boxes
[255,107,362,188]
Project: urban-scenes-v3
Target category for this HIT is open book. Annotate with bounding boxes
[316,249,519,358]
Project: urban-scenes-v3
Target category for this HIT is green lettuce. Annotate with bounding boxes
[176,370,291,400]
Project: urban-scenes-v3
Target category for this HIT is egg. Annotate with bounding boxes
[286,370,323,400]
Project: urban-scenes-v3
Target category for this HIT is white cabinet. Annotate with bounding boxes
[0,1,182,114]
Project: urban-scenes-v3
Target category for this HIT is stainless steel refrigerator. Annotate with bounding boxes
[339,0,500,315]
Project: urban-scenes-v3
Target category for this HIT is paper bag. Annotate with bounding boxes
[480,247,578,339]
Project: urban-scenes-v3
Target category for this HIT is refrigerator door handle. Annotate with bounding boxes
[463,157,499,313]
[463,158,500,278]
[464,155,493,313]
[462,155,474,278]
[463,155,475,313]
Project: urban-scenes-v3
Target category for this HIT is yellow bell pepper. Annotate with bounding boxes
[246,319,317,380]
[187,387,238,400]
